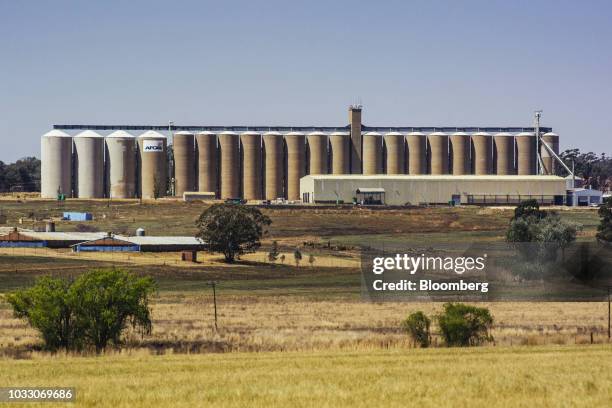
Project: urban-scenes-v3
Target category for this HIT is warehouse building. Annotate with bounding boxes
[299,175,567,206]
[41,106,565,202]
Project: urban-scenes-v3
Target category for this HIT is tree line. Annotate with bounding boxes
[560,149,612,192]
[0,157,40,192]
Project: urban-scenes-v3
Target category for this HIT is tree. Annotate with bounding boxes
[512,199,547,221]
[401,311,431,348]
[7,269,156,352]
[308,253,315,267]
[6,277,76,351]
[196,204,271,263]
[268,241,280,263]
[293,248,302,267]
[596,196,612,242]
[437,303,493,347]
[69,268,156,353]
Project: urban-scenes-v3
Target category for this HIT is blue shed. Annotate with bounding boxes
[63,212,93,221]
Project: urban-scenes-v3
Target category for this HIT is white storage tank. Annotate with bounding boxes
[74,130,105,198]
[41,129,72,198]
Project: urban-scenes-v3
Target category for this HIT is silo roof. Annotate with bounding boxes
[494,132,513,137]
[263,131,282,136]
[197,131,216,136]
[139,130,166,139]
[75,130,103,138]
[330,131,349,136]
[406,132,426,136]
[43,129,71,138]
[543,132,559,137]
[451,132,470,136]
[364,132,382,136]
[307,131,327,136]
[219,131,239,136]
[174,131,194,136]
[285,131,304,136]
[241,131,261,136]
[516,132,535,137]
[384,132,403,136]
[429,132,447,136]
[107,130,135,138]
[472,132,491,136]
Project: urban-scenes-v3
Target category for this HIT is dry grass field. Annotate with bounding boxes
[0,345,611,407]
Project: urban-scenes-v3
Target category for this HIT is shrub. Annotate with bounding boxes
[437,303,493,347]
[596,196,612,242]
[401,311,431,348]
[7,268,156,352]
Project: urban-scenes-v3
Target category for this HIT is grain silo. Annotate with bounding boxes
[41,129,72,198]
[195,131,218,194]
[285,132,305,201]
[541,132,560,175]
[307,132,328,175]
[105,130,136,199]
[493,132,514,175]
[74,130,105,198]
[471,132,492,175]
[329,131,349,174]
[449,132,470,175]
[515,132,536,175]
[138,130,167,199]
[427,132,449,175]
[240,132,262,200]
[363,132,382,175]
[383,132,405,174]
[173,131,195,196]
[218,131,240,199]
[406,132,426,174]
[262,132,284,200]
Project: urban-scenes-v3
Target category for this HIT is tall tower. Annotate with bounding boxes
[349,105,362,174]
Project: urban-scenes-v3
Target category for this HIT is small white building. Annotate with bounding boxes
[566,188,603,206]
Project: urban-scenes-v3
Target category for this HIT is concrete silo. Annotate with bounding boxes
[262,132,284,200]
[349,106,362,174]
[240,132,262,200]
[427,132,449,175]
[73,130,105,198]
[41,129,72,198]
[218,131,240,199]
[173,131,195,196]
[363,132,382,175]
[471,132,492,175]
[515,132,536,175]
[105,130,136,199]
[195,132,218,194]
[284,132,305,201]
[541,132,560,175]
[384,132,405,174]
[307,132,328,175]
[493,132,515,175]
[449,132,470,175]
[329,132,349,174]
[138,130,167,199]
[406,132,426,174]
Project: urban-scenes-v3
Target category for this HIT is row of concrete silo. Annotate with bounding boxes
[41,129,560,201]
[359,131,559,176]
[41,129,167,199]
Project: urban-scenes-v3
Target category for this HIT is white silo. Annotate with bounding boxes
[138,130,168,199]
[73,130,105,198]
[105,130,137,198]
[41,129,72,198]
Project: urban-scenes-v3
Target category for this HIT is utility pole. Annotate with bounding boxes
[211,281,218,332]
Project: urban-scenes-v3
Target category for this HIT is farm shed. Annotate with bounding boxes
[123,236,206,252]
[63,212,93,221]
[72,236,140,252]
[0,228,45,248]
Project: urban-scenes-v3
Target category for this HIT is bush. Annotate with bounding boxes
[401,311,431,348]
[596,196,612,242]
[6,268,156,352]
[437,303,493,347]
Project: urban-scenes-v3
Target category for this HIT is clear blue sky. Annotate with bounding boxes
[1,0,611,162]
